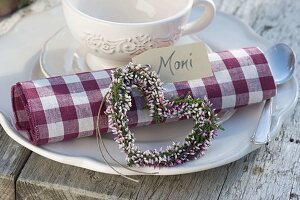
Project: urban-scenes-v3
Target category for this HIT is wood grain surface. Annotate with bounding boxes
[0,126,31,200]
[1,0,300,199]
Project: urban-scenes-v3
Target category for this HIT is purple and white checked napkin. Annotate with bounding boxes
[12,47,276,145]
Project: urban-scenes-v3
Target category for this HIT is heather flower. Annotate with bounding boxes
[105,63,221,167]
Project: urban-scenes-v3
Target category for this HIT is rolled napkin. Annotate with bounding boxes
[12,47,276,145]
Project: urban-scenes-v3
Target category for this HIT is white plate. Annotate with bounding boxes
[0,6,298,175]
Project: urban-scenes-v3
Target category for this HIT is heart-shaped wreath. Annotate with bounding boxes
[104,63,221,167]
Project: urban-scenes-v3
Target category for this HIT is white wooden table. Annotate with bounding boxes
[0,0,299,199]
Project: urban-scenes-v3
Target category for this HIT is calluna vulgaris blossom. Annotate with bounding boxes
[105,63,221,167]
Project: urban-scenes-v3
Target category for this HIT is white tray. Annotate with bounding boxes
[0,6,298,175]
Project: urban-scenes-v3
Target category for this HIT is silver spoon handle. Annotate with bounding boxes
[251,99,272,144]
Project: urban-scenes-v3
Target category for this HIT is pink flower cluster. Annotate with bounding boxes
[105,63,221,167]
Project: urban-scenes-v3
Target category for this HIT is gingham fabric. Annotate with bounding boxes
[12,47,276,145]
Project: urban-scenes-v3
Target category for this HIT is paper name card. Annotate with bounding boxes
[132,42,213,83]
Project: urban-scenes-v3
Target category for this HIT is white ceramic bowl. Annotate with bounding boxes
[62,0,215,70]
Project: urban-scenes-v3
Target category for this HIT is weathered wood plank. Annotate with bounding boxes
[16,153,229,200]
[214,0,300,199]
[218,103,300,200]
[0,126,31,200]
[291,175,300,200]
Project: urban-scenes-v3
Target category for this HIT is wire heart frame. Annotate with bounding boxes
[96,63,221,182]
